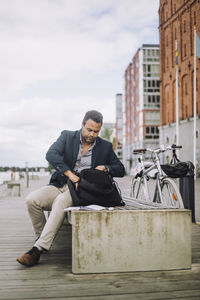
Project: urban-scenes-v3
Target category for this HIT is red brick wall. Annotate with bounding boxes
[132,50,140,144]
[124,50,140,146]
[124,63,133,146]
[159,0,200,126]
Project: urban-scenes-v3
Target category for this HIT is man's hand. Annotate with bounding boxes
[95,165,107,171]
[64,170,80,183]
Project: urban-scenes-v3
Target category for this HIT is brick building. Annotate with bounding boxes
[123,45,160,173]
[159,0,200,164]
[115,93,123,160]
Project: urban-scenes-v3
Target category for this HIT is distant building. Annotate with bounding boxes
[115,93,123,160]
[123,44,160,174]
[159,0,200,164]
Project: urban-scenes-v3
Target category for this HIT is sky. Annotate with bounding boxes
[0,0,160,168]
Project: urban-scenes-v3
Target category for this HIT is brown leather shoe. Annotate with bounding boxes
[17,247,42,266]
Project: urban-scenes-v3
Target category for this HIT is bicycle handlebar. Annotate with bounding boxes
[133,149,146,154]
[171,144,182,149]
[133,144,182,155]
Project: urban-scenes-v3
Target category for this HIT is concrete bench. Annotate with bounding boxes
[67,205,191,274]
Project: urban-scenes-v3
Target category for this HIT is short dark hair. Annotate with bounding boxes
[82,110,103,125]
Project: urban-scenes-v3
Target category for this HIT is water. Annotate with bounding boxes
[0,170,50,184]
[0,171,18,184]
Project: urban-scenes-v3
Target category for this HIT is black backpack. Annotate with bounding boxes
[68,168,125,207]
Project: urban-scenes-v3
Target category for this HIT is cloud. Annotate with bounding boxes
[0,0,159,166]
[0,0,159,97]
[0,94,116,166]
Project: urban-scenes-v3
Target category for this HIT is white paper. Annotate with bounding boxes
[64,205,107,212]
[64,207,81,211]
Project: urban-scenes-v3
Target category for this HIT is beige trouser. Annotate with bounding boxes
[26,184,72,250]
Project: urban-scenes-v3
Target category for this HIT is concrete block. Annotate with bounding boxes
[70,209,191,273]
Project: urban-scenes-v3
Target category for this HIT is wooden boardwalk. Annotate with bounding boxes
[0,177,200,300]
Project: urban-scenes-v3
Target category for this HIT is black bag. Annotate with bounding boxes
[161,162,189,178]
[68,168,125,207]
[161,146,194,178]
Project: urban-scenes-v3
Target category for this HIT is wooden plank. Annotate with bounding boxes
[0,176,200,299]
[0,281,200,299]
[33,294,200,300]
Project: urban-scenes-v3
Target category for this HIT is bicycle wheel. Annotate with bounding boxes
[130,178,148,201]
[159,178,184,208]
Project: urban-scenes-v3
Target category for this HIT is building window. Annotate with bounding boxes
[185,105,188,117]
[144,80,160,93]
[175,28,177,40]
[166,35,168,47]
[144,94,160,108]
[174,3,176,13]
[143,48,159,63]
[185,82,188,95]
[184,20,186,33]
[194,11,196,25]
[184,44,187,57]
[145,126,159,139]
[161,8,164,22]
[167,57,169,68]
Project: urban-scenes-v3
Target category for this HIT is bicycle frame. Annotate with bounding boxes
[130,144,184,207]
[134,150,166,203]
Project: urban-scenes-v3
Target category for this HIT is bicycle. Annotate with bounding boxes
[129,145,184,208]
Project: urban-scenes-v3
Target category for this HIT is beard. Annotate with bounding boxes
[81,134,95,145]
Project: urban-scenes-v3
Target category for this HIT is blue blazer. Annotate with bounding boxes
[46,130,125,186]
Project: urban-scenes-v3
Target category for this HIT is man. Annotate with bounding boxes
[17,110,125,267]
